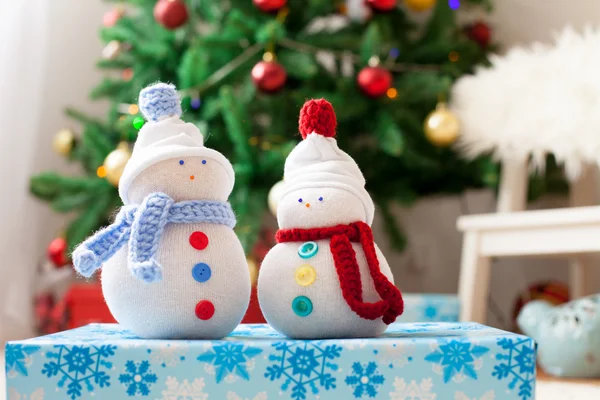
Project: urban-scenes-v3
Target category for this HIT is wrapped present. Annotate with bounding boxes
[397,293,460,323]
[5,322,535,400]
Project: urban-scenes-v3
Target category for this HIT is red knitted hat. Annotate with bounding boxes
[298,99,337,139]
[284,98,375,225]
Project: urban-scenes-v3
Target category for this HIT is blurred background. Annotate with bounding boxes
[1,0,600,345]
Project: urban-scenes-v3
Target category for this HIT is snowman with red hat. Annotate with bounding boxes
[72,82,250,339]
[258,99,404,339]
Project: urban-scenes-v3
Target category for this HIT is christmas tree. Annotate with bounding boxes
[31,0,495,256]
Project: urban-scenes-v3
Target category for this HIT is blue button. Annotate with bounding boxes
[192,263,211,283]
[298,241,318,259]
[292,296,313,317]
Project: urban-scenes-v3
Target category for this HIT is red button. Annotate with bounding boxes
[195,300,215,320]
[189,231,209,250]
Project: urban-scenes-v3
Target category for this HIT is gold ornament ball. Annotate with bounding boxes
[268,180,286,217]
[53,129,75,156]
[404,0,436,12]
[424,103,460,147]
[103,142,131,186]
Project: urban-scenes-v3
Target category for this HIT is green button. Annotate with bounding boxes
[292,296,313,317]
[298,241,318,259]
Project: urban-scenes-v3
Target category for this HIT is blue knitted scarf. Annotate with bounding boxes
[72,192,236,283]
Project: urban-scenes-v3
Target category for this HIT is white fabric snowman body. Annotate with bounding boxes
[72,83,250,339]
[258,99,404,339]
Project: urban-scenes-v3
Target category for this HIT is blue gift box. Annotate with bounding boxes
[5,323,535,400]
[397,294,459,323]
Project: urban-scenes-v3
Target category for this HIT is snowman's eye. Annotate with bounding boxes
[298,198,303,203]
[318,197,323,201]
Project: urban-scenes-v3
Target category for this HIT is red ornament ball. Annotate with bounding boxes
[367,0,397,12]
[299,99,337,139]
[251,61,287,93]
[467,21,492,47]
[154,0,189,30]
[103,8,124,27]
[253,0,287,12]
[47,237,70,267]
[357,66,392,98]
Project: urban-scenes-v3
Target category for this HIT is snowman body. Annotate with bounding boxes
[106,156,250,339]
[259,185,398,339]
[259,240,392,339]
[103,222,249,339]
[72,83,251,339]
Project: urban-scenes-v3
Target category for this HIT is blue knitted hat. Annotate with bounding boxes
[138,83,182,122]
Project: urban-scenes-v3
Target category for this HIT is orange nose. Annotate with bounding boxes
[305,203,310,208]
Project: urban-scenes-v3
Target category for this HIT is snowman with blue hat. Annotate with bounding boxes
[72,82,250,339]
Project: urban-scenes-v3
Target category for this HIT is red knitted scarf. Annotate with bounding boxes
[276,221,404,324]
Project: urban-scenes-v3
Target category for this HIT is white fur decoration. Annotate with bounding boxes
[451,27,600,180]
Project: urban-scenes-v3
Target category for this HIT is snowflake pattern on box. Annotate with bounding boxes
[226,391,268,400]
[159,376,208,400]
[86,324,138,339]
[41,344,115,400]
[31,325,138,344]
[150,343,188,368]
[6,322,537,400]
[492,338,535,400]
[373,342,416,369]
[390,378,437,400]
[425,339,489,383]
[5,344,41,378]
[197,343,263,383]
[119,360,157,396]
[455,391,496,400]
[7,387,45,400]
[345,362,384,398]
[264,341,342,400]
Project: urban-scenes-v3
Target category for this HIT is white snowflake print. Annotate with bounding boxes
[455,391,495,400]
[226,391,268,400]
[150,343,188,368]
[374,341,416,369]
[390,378,437,400]
[160,377,208,400]
[8,388,45,400]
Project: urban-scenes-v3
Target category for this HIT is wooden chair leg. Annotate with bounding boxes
[568,164,597,299]
[570,256,590,299]
[459,231,491,323]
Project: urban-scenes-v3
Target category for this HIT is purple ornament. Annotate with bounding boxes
[448,0,460,10]
[191,97,202,110]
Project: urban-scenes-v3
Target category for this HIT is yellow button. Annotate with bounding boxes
[295,265,317,286]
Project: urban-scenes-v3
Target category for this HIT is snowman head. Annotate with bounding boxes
[119,83,234,205]
[277,99,375,229]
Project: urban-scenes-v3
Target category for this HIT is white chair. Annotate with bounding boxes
[451,28,600,323]
[457,160,598,323]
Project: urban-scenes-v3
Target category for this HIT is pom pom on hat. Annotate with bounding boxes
[139,82,182,122]
[298,99,337,139]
